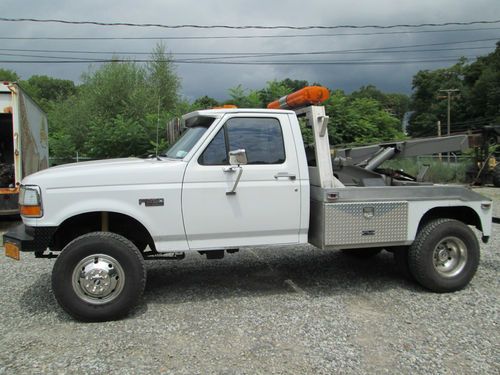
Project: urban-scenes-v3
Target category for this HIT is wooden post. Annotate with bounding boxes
[437,120,442,162]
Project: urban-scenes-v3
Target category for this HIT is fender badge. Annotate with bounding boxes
[139,198,164,207]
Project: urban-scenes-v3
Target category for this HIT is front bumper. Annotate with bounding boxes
[3,224,57,253]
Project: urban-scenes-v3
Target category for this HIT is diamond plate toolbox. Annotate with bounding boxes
[323,201,408,246]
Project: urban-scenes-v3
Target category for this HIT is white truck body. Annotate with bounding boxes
[0,82,48,214]
[21,106,491,251]
[4,103,493,321]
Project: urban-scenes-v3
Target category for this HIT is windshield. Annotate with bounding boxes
[162,126,209,159]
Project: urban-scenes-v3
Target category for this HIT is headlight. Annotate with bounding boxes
[19,185,43,217]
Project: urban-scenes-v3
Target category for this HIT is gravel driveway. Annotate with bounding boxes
[0,189,498,374]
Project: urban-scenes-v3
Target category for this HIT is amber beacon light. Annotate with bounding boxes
[267,86,330,109]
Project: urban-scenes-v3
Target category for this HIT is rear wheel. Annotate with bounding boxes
[408,219,479,292]
[52,232,146,321]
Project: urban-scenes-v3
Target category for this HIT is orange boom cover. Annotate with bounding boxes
[267,86,330,109]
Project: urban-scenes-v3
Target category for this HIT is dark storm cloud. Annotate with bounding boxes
[1,0,499,101]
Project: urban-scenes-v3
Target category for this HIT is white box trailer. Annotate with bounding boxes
[0,82,49,214]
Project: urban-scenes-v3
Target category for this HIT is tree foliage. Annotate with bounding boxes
[226,84,262,108]
[20,75,76,111]
[46,44,181,159]
[216,81,406,145]
[408,59,468,137]
[325,90,404,145]
[192,95,219,110]
[147,43,180,110]
[258,80,293,105]
[224,79,307,108]
[409,43,500,137]
[351,85,410,120]
[464,42,500,123]
[0,68,19,81]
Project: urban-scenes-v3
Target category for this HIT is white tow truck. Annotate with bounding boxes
[4,87,493,321]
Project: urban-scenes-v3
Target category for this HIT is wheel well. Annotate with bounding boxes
[419,206,482,232]
[50,212,155,253]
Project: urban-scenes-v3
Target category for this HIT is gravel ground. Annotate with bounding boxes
[0,188,498,374]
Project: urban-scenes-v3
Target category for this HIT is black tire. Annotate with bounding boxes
[493,165,500,187]
[408,219,479,293]
[393,246,413,280]
[341,248,382,258]
[52,232,146,322]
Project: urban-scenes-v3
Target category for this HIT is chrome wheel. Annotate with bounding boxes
[71,254,125,304]
[432,236,468,278]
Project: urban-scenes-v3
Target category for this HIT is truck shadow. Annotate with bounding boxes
[143,248,422,305]
[19,248,422,321]
[18,272,74,321]
[18,272,149,321]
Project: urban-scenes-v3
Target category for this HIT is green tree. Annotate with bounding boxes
[85,114,155,158]
[384,93,411,121]
[226,79,308,108]
[281,78,309,92]
[408,44,500,137]
[227,84,262,108]
[48,44,181,159]
[221,82,404,145]
[351,85,387,103]
[463,42,500,124]
[47,94,92,158]
[258,80,293,105]
[0,68,19,81]
[80,60,151,119]
[21,75,76,111]
[408,59,468,137]
[147,43,180,110]
[192,95,219,109]
[351,85,410,120]
[325,90,405,145]
[22,75,76,101]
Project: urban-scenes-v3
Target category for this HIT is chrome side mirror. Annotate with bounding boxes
[228,149,248,166]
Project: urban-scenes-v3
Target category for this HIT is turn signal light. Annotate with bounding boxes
[20,205,42,217]
[268,86,330,109]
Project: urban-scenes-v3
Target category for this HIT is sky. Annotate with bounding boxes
[1,0,499,102]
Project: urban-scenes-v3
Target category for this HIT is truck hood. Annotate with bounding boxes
[22,157,187,189]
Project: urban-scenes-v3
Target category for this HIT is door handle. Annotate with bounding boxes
[274,172,296,180]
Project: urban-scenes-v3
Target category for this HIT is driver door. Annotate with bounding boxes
[181,113,302,249]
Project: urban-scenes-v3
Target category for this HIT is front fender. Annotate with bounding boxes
[35,184,189,251]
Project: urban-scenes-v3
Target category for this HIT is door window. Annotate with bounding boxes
[199,117,285,165]
[198,128,227,165]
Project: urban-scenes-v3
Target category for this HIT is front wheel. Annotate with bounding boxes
[408,219,479,292]
[52,232,146,321]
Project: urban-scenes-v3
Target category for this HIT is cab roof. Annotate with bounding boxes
[182,107,295,122]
